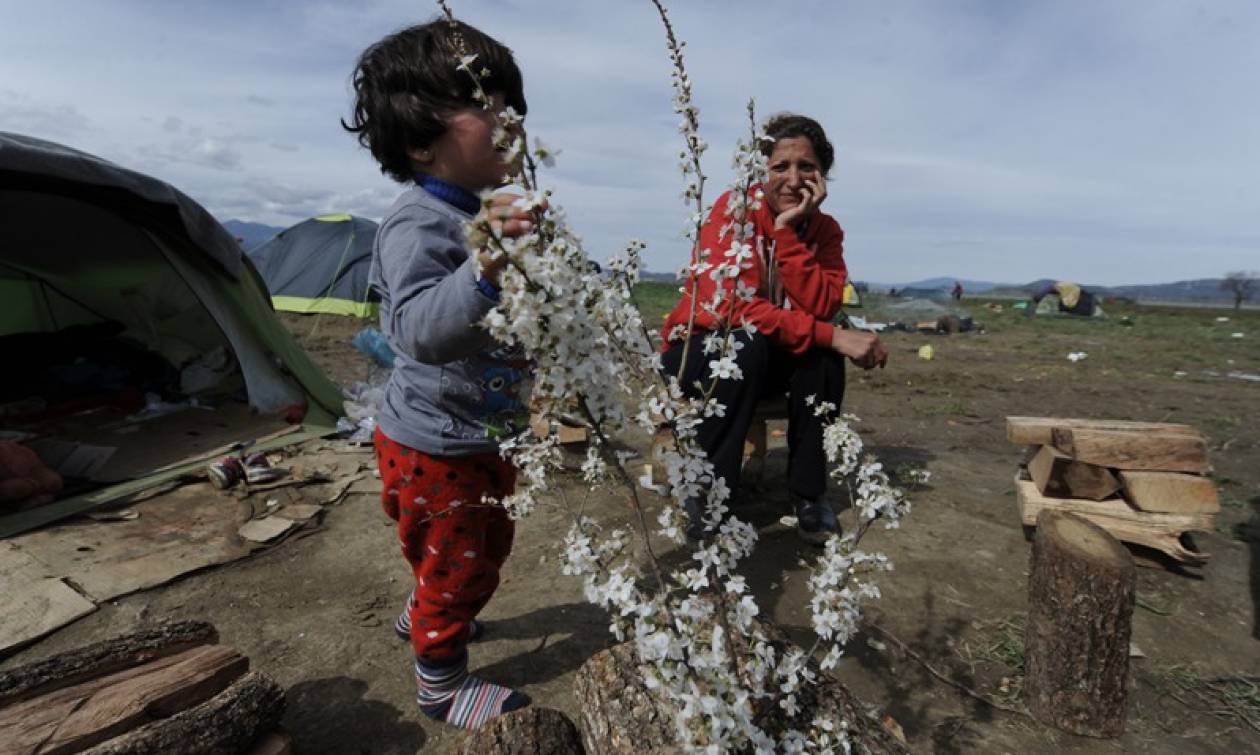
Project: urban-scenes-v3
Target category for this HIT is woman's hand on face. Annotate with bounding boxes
[773,175,827,230]
[829,328,888,370]
[475,192,541,283]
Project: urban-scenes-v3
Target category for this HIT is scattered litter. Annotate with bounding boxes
[352,327,396,367]
[238,516,297,543]
[1129,642,1146,659]
[1172,371,1187,378]
[1012,301,1029,310]
[1227,371,1260,383]
[778,514,799,527]
[340,379,387,443]
[265,498,279,508]
[1231,332,1245,338]
[276,503,323,521]
[1216,316,1230,322]
[918,344,934,361]
[847,315,888,332]
[1067,352,1088,362]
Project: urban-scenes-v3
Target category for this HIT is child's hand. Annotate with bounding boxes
[475,193,537,283]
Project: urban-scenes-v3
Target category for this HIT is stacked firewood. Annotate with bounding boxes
[1007,417,1220,565]
[0,622,288,755]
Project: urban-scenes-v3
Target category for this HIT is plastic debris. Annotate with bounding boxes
[918,344,934,361]
[1216,316,1230,322]
[1067,352,1088,362]
[352,327,396,367]
[1231,332,1245,338]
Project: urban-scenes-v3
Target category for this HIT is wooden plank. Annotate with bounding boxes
[0,542,96,655]
[1051,427,1210,473]
[1006,417,1197,445]
[0,621,217,707]
[1027,446,1121,501]
[0,645,246,755]
[1015,476,1212,564]
[1119,471,1220,514]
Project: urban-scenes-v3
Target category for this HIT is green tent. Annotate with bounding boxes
[248,214,379,317]
[0,132,344,535]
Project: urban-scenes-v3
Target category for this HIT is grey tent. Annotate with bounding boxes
[0,131,343,535]
[248,214,379,317]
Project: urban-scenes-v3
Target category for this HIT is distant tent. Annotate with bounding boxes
[0,131,343,534]
[1032,281,1104,317]
[248,214,379,317]
[843,282,861,306]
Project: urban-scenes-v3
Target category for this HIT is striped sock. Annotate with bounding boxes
[394,591,483,642]
[415,653,529,729]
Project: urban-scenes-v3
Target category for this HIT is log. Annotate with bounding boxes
[1027,446,1120,501]
[0,621,218,706]
[1014,476,1211,564]
[1119,470,1220,514]
[1050,427,1209,474]
[1006,417,1197,446]
[0,645,247,755]
[572,643,677,755]
[82,670,285,755]
[454,707,585,755]
[1024,511,1135,737]
[573,635,909,755]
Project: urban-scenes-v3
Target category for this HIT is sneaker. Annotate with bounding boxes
[795,495,839,544]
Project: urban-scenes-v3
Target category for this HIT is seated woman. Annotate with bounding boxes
[660,113,887,543]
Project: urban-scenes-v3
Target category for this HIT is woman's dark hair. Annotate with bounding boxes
[761,113,835,178]
[343,18,527,182]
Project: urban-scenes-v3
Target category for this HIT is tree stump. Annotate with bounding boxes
[1024,511,1135,737]
[574,634,909,755]
[454,706,585,755]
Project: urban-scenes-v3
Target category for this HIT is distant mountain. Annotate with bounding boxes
[222,219,285,251]
[892,277,1011,292]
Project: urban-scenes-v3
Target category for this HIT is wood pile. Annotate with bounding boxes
[1007,417,1219,565]
[0,621,288,755]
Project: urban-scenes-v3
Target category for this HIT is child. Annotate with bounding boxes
[344,18,536,730]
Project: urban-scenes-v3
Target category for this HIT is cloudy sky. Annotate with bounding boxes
[2,0,1256,284]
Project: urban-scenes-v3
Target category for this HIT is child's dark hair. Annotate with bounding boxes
[761,113,835,178]
[343,18,527,182]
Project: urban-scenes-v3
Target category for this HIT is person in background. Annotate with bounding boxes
[660,113,887,544]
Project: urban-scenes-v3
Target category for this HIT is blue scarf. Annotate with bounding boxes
[415,173,480,215]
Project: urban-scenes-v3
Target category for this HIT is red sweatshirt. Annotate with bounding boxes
[660,186,848,354]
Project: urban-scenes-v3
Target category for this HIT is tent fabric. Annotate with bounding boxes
[248,215,379,317]
[842,282,860,306]
[0,132,243,277]
[0,131,343,424]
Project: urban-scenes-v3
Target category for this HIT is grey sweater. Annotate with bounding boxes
[370,186,531,456]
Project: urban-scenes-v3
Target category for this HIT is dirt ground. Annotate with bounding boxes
[6,303,1258,754]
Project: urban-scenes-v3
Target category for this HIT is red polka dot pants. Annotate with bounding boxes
[374,428,516,663]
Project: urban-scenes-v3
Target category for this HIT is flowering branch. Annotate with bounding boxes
[431,2,912,750]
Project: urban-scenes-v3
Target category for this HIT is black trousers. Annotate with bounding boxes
[660,330,847,502]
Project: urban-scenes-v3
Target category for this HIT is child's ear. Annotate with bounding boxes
[407,146,434,166]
